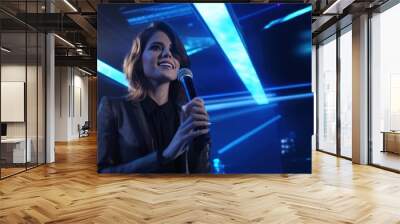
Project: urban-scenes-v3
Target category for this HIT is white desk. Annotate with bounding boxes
[1,138,31,163]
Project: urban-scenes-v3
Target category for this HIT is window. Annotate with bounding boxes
[317,36,337,154]
[339,28,352,158]
[371,2,400,171]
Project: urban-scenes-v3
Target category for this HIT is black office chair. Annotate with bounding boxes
[78,121,90,138]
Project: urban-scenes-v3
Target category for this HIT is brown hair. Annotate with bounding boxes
[123,21,190,103]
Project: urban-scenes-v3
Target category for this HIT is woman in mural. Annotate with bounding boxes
[97,22,211,173]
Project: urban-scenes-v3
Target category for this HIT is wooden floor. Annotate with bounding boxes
[1,135,400,223]
[1,167,26,178]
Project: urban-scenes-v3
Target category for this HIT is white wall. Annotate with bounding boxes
[1,63,45,164]
[55,67,69,141]
[1,65,37,138]
[55,67,89,141]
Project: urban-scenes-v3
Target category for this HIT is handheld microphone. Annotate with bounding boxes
[178,68,210,144]
[178,68,197,100]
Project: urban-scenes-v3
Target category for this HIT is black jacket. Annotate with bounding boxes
[97,96,211,173]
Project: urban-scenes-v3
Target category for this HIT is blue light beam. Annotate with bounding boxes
[193,3,268,104]
[206,93,275,106]
[206,92,312,112]
[218,115,282,154]
[183,37,215,55]
[263,5,312,30]
[201,82,311,100]
[269,92,313,103]
[124,5,193,26]
[211,103,277,122]
[97,59,129,87]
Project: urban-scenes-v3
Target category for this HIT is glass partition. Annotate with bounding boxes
[1,28,28,178]
[317,35,337,154]
[38,31,45,165]
[0,1,46,179]
[339,27,352,158]
[27,30,38,169]
[371,3,400,171]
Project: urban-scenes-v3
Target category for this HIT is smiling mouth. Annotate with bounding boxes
[158,62,174,70]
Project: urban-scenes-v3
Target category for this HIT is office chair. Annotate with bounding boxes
[79,121,90,138]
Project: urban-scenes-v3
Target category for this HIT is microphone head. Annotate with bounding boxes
[178,68,193,82]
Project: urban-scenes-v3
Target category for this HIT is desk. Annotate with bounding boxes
[1,138,31,163]
[382,131,400,154]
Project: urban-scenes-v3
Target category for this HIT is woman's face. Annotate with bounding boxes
[142,31,180,85]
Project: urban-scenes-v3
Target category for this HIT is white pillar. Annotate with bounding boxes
[352,14,369,164]
[46,1,55,163]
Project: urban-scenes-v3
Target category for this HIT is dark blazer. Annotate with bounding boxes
[97,96,211,173]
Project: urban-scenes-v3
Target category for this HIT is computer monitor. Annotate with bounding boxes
[1,123,7,137]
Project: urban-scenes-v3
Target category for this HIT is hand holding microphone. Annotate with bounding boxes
[162,98,210,161]
[162,68,210,161]
[178,68,211,144]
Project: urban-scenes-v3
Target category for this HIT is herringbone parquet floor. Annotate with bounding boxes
[1,134,400,223]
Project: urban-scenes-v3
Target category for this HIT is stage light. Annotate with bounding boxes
[263,5,312,30]
[193,3,268,104]
[97,59,129,87]
[218,115,282,154]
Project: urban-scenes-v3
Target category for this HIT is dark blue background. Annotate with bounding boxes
[98,3,313,173]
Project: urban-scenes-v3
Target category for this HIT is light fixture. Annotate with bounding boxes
[1,47,11,53]
[193,3,268,105]
[322,0,354,15]
[63,0,78,12]
[78,67,93,76]
[54,34,75,48]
